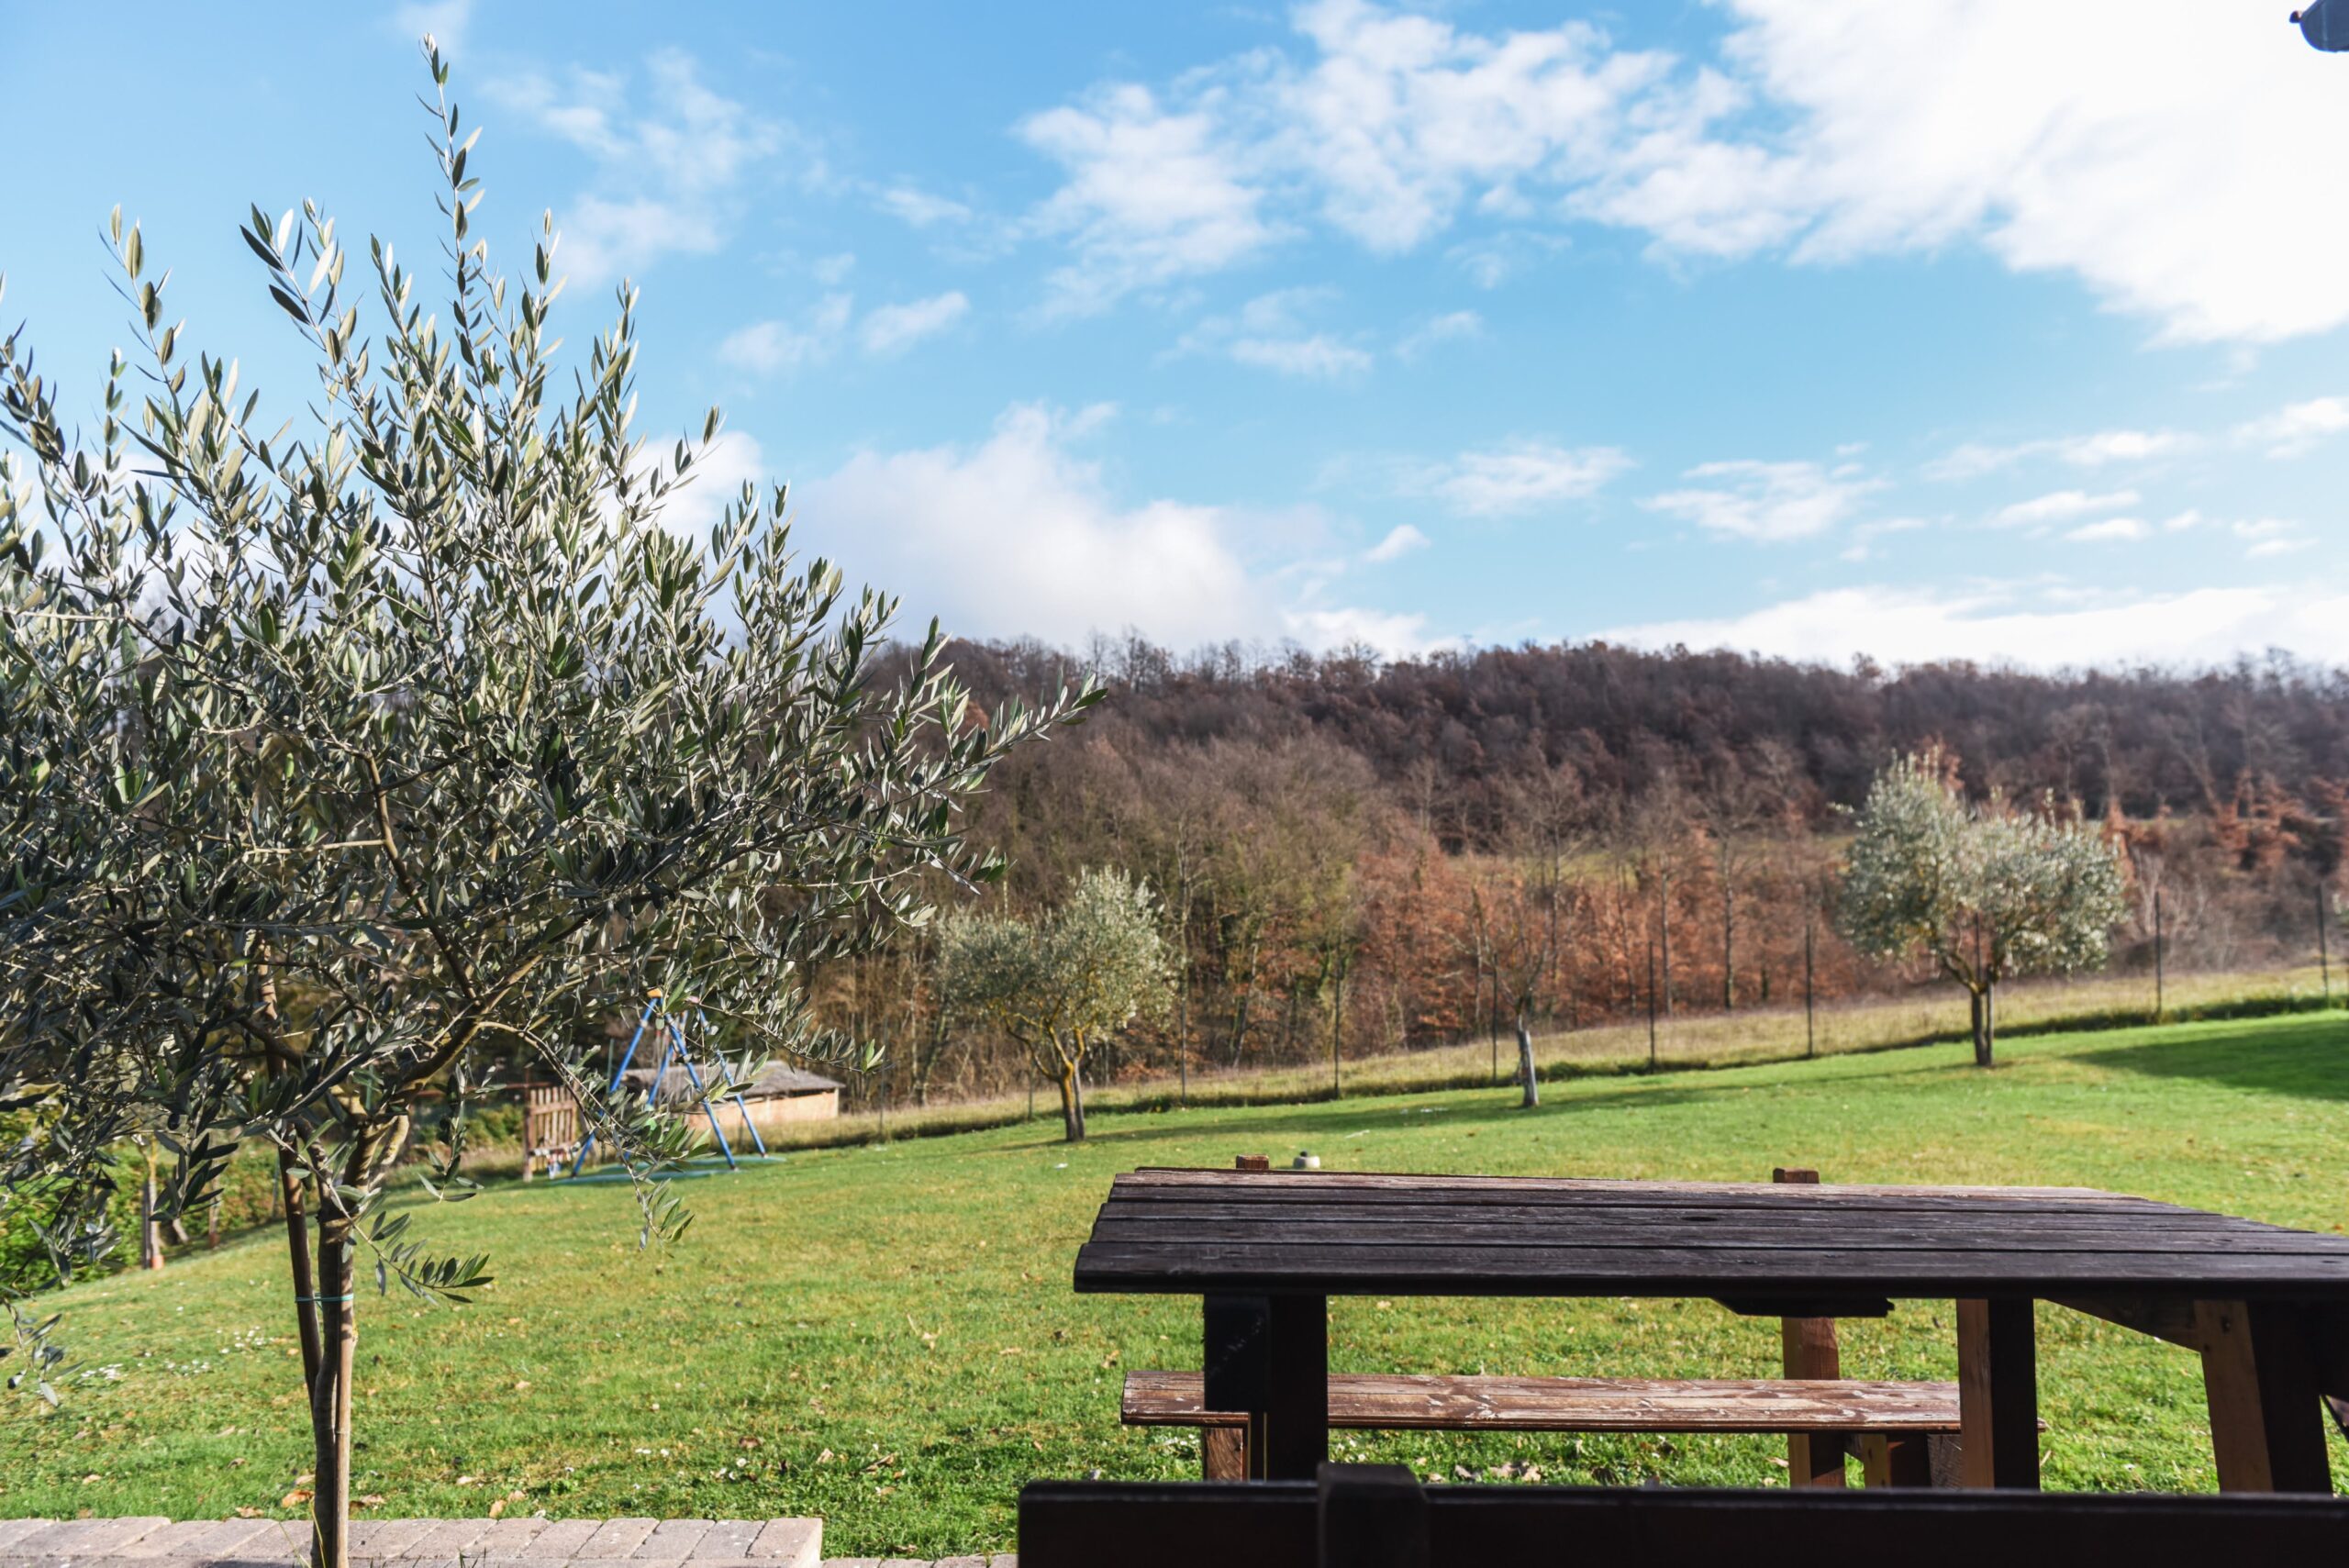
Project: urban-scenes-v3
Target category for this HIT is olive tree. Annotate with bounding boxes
[0,41,1089,1568]
[938,867,1171,1141]
[1839,749,2125,1066]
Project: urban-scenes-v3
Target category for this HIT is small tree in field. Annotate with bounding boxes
[0,41,1088,1568]
[939,867,1170,1141]
[1839,749,2125,1066]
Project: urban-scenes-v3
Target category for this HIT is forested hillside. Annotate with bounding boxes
[819,639,2349,1106]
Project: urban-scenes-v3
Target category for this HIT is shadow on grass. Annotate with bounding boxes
[2072,1016,2349,1103]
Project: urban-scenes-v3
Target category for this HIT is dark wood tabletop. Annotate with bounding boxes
[1072,1168,2349,1302]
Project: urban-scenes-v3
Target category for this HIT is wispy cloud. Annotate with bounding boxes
[1015,0,2349,341]
[393,0,473,54]
[1599,582,2349,671]
[1019,83,1281,316]
[488,50,798,287]
[1422,441,1632,517]
[1925,428,2194,481]
[861,291,970,356]
[2231,517,2315,559]
[1644,458,1883,542]
[1175,289,1373,380]
[1364,523,1431,562]
[878,185,974,228]
[1396,310,1484,361]
[2233,395,2349,459]
[2064,517,2148,544]
[718,295,853,374]
[1992,488,2141,528]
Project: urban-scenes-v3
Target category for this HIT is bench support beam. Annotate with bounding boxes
[2197,1298,2333,1494]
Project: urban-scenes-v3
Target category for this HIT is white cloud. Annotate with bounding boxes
[1175,289,1374,380]
[718,295,853,374]
[1926,428,2194,481]
[860,292,970,356]
[394,0,473,54]
[649,432,767,539]
[1692,2,2349,343]
[2234,395,2349,459]
[1364,523,1430,562]
[2232,517,2315,560]
[1285,604,1445,655]
[878,186,974,228]
[1228,335,1373,379]
[1993,488,2141,528]
[1276,1,1675,253]
[489,50,792,286]
[1396,310,1484,361]
[1019,1,2349,341]
[1408,440,1632,517]
[1643,459,1881,542]
[2064,517,2148,544]
[1598,584,2349,671]
[1838,515,1926,562]
[1019,84,1281,315]
[792,405,1425,654]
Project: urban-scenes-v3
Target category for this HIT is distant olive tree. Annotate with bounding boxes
[1839,749,2126,1066]
[0,40,1088,1568]
[939,867,1171,1141]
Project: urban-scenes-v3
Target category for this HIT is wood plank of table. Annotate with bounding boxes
[1085,1215,2343,1255]
[1074,1238,2349,1299]
[1075,1169,2349,1302]
[1096,1195,2314,1238]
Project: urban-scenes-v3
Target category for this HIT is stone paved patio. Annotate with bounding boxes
[0,1518,1016,1568]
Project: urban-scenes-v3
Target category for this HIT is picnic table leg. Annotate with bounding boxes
[1955,1297,2040,1489]
[2195,1299,2333,1493]
[1203,1294,1269,1480]
[1201,1292,1330,1481]
[1773,1166,1846,1488]
[1266,1293,1330,1481]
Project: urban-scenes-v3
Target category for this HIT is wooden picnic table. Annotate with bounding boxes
[1072,1168,2349,1492]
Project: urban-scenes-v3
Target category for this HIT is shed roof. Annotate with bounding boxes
[623,1061,843,1103]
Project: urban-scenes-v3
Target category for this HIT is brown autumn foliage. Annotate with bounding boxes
[808,637,2349,1106]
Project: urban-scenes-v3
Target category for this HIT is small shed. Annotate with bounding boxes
[623,1060,843,1135]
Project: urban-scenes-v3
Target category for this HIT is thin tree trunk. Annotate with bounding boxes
[1516,1006,1540,1109]
[278,1149,338,1568]
[1057,1061,1087,1142]
[306,1127,377,1568]
[1659,875,1675,1017]
[1964,981,2001,1065]
[1720,860,1736,1011]
[1174,891,1191,1107]
[139,1151,164,1271]
[311,1221,356,1568]
[1330,970,1344,1099]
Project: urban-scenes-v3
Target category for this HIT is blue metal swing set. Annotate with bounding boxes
[568,988,771,1177]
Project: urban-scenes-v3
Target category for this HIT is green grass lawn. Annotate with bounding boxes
[5,1013,2346,1555]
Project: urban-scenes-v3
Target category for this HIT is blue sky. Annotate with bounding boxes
[6,1,2348,668]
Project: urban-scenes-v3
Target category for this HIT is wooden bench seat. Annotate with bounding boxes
[1124,1369,1965,1434]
